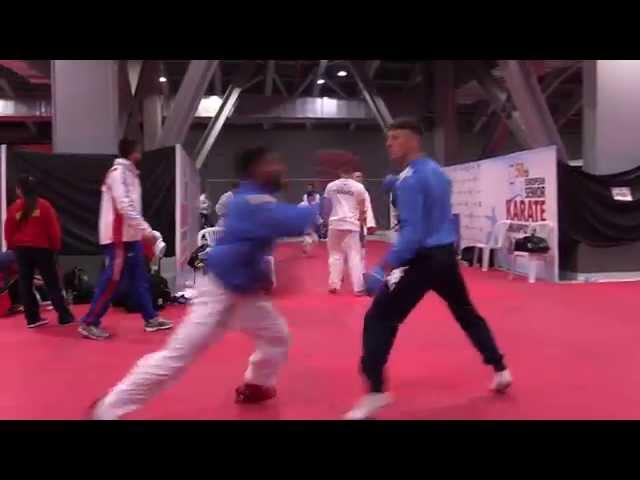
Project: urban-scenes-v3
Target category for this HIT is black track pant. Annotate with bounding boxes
[361,244,506,393]
[15,247,73,326]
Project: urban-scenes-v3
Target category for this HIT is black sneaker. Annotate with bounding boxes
[6,305,24,316]
[27,319,49,329]
[144,317,174,332]
[59,316,75,326]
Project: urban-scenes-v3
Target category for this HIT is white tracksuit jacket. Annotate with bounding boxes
[98,158,152,245]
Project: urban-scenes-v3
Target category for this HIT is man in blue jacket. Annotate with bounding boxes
[89,147,317,419]
[345,119,512,420]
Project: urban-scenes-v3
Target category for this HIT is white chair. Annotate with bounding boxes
[471,220,511,272]
[198,227,225,247]
[509,221,554,284]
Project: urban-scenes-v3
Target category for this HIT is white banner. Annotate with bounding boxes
[445,146,559,282]
[175,145,201,292]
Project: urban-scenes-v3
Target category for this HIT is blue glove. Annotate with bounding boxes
[363,266,386,297]
[382,174,398,194]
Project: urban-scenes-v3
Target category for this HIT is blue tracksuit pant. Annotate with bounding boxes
[81,241,156,326]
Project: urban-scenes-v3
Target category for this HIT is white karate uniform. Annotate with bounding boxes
[93,274,289,420]
[324,178,367,293]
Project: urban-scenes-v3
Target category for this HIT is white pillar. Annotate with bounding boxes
[52,60,120,154]
[583,60,640,174]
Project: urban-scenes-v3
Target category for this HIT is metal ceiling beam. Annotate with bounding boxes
[265,61,275,96]
[433,60,458,165]
[324,79,347,98]
[555,90,583,129]
[1,91,426,125]
[157,60,219,148]
[0,60,50,84]
[500,60,569,163]
[312,60,329,96]
[367,60,381,79]
[214,67,223,96]
[480,113,510,158]
[122,61,164,143]
[348,60,393,131]
[141,61,164,150]
[541,62,581,96]
[127,60,143,96]
[0,78,39,136]
[243,75,264,90]
[194,85,241,169]
[0,78,16,97]
[469,61,530,148]
[263,61,276,130]
[472,62,577,134]
[405,64,423,90]
[274,74,288,96]
[192,62,256,169]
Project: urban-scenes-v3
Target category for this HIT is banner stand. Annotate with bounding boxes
[445,146,559,282]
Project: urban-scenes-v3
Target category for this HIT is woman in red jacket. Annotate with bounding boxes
[4,175,74,328]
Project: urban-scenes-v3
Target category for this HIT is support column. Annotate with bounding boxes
[142,61,163,150]
[143,93,163,150]
[52,60,120,154]
[433,60,458,165]
[583,60,640,174]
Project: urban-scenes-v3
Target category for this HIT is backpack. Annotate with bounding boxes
[113,271,172,313]
[63,267,95,304]
[149,271,172,310]
[513,234,550,254]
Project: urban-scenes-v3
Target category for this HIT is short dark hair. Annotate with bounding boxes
[234,146,272,178]
[388,118,424,137]
[118,138,140,158]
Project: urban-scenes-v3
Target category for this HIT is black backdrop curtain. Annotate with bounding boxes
[6,147,176,256]
[559,161,640,247]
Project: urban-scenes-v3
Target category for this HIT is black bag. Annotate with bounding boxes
[149,271,172,311]
[63,267,95,304]
[514,234,550,254]
[114,271,172,312]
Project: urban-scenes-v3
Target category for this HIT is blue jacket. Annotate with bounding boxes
[383,156,457,269]
[207,181,316,293]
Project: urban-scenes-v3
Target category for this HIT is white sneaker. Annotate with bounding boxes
[343,393,393,420]
[88,397,119,420]
[490,369,513,393]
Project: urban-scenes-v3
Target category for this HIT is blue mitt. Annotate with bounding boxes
[382,175,398,194]
[363,266,386,297]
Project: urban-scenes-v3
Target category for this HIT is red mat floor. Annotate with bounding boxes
[1,240,640,420]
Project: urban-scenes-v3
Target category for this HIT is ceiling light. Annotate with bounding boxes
[337,70,348,77]
[316,78,326,85]
[159,76,168,83]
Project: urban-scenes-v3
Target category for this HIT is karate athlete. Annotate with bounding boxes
[89,147,317,419]
[324,166,367,296]
[298,191,321,255]
[78,138,173,340]
[352,171,377,264]
[345,119,512,420]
